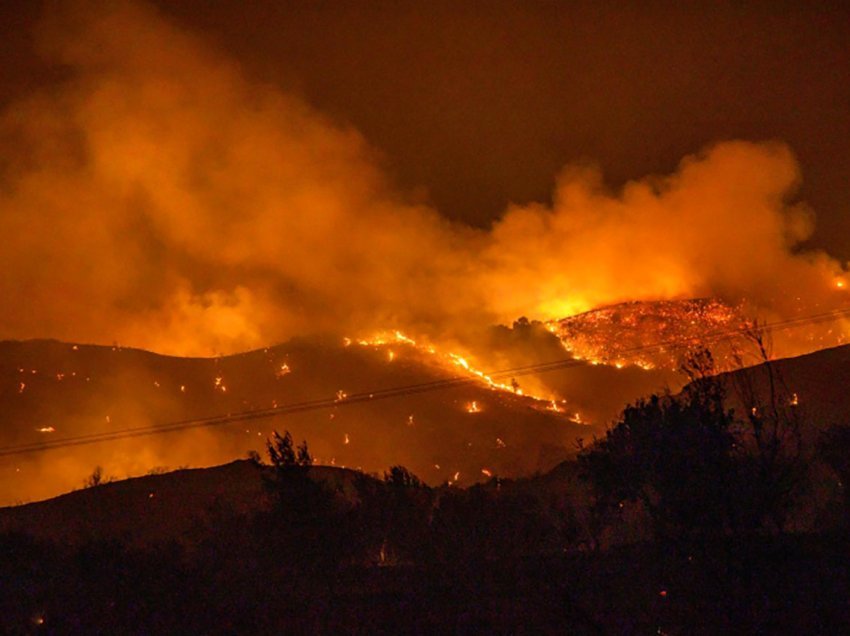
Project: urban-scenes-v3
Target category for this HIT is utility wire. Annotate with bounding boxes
[2,305,849,458]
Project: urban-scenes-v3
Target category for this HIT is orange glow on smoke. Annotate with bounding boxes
[0,0,844,362]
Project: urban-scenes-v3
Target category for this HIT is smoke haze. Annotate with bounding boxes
[0,0,846,356]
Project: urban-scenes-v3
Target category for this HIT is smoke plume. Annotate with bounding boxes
[0,0,846,356]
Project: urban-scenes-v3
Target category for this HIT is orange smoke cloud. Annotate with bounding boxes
[483,141,845,323]
[0,0,485,355]
[0,0,846,356]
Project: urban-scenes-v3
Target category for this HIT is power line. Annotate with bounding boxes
[2,305,849,458]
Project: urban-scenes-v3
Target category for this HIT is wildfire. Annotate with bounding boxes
[547,299,747,371]
[451,354,470,370]
[448,353,524,395]
[548,297,850,371]
[276,362,291,377]
[36,426,55,433]
[352,329,558,405]
[466,401,480,413]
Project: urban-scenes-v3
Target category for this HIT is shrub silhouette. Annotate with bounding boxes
[257,431,360,578]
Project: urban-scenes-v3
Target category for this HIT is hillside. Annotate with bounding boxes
[0,460,372,547]
[0,336,595,504]
[715,342,850,433]
[0,460,260,546]
[3,325,846,506]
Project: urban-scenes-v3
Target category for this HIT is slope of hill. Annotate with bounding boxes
[0,460,371,547]
[715,342,850,433]
[0,336,593,504]
[3,319,843,506]
[548,298,743,369]
[547,298,849,371]
[0,460,265,546]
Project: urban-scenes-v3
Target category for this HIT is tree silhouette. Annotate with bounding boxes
[818,424,850,529]
[258,431,359,579]
[580,391,736,539]
[83,465,114,488]
[730,324,807,531]
[580,351,735,539]
[351,466,432,565]
[83,466,104,488]
[581,348,808,541]
[266,430,311,470]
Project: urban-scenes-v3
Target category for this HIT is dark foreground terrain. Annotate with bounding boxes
[1,457,849,635]
[2,511,848,634]
[4,345,850,633]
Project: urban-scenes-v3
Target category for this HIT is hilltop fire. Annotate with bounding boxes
[546,299,745,371]
[546,298,850,372]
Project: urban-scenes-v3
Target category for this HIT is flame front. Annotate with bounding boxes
[352,330,575,410]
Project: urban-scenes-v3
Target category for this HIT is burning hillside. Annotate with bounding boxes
[547,298,746,371]
[0,336,590,505]
[5,300,849,505]
[546,297,850,373]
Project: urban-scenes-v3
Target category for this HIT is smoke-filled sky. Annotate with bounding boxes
[0,0,848,355]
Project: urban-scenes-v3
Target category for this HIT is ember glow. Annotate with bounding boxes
[547,297,850,371]
[547,299,744,371]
